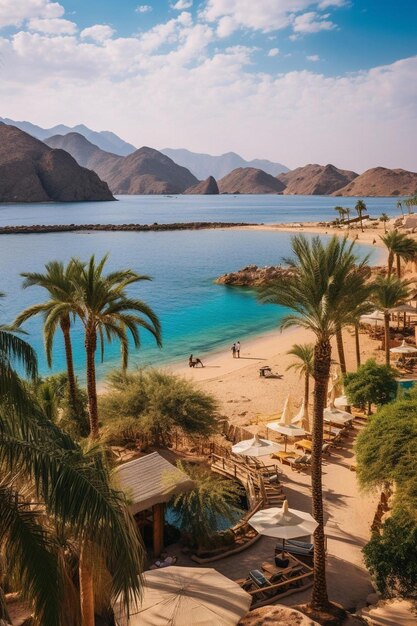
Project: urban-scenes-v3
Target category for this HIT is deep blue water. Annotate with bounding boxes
[0,196,382,381]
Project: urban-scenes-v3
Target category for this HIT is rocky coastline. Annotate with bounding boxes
[0,221,256,235]
[215,264,295,286]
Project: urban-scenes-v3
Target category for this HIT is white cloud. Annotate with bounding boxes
[135,4,152,13]
[293,12,336,34]
[0,7,416,172]
[0,0,64,28]
[28,17,76,35]
[80,24,115,42]
[268,48,279,57]
[171,0,193,9]
[306,54,320,61]
[318,0,347,7]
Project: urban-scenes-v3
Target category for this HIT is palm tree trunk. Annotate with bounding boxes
[335,326,346,374]
[304,372,310,408]
[359,214,364,232]
[388,251,394,277]
[396,255,401,278]
[310,339,331,611]
[354,323,361,369]
[85,323,99,439]
[60,316,77,410]
[384,312,390,366]
[79,543,95,626]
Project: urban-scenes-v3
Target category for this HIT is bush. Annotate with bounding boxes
[344,359,397,414]
[99,368,219,447]
[363,511,417,597]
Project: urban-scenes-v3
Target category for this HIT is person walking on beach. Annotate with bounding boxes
[236,341,241,358]
[231,343,236,358]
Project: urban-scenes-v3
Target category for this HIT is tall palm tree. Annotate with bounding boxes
[355,200,366,232]
[404,195,417,214]
[380,213,389,233]
[0,398,143,626]
[71,255,162,439]
[396,200,404,217]
[334,206,345,224]
[259,235,371,611]
[345,207,351,228]
[0,292,37,411]
[15,260,82,412]
[380,231,417,278]
[286,343,314,410]
[372,276,410,365]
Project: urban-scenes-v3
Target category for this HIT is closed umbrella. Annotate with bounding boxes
[292,400,309,431]
[249,500,318,556]
[266,422,305,452]
[232,433,281,457]
[115,567,251,626]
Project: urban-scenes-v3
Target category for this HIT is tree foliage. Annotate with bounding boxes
[344,359,397,413]
[169,461,243,549]
[99,369,219,447]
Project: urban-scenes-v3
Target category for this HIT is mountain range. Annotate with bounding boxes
[45,132,198,194]
[160,148,289,180]
[0,125,114,203]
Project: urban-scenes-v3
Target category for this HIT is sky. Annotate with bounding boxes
[0,0,416,171]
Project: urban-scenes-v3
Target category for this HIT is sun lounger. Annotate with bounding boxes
[259,366,272,377]
[275,540,314,558]
[288,454,311,471]
[271,451,296,465]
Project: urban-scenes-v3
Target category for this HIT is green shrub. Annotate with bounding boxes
[99,368,219,447]
[344,359,397,414]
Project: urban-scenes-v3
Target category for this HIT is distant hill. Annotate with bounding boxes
[218,168,286,194]
[278,164,358,195]
[184,176,219,195]
[46,133,198,194]
[0,125,114,203]
[161,148,288,180]
[0,117,136,156]
[333,167,417,197]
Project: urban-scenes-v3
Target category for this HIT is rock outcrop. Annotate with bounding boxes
[184,176,219,194]
[333,166,417,197]
[45,133,198,194]
[216,264,295,286]
[0,125,114,203]
[218,168,286,194]
[278,163,358,195]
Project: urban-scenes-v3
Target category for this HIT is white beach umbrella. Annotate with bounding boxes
[334,395,349,409]
[292,400,310,431]
[279,394,292,426]
[389,304,417,314]
[323,407,352,424]
[115,567,252,626]
[360,310,385,327]
[232,433,281,457]
[266,422,305,451]
[390,340,417,355]
[249,500,318,556]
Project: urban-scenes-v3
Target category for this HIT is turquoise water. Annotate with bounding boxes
[397,380,416,390]
[0,193,403,226]
[0,196,381,381]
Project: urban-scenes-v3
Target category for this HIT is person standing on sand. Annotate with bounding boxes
[231,343,236,358]
[236,341,241,358]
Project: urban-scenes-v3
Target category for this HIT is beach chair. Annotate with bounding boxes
[288,454,311,471]
[271,451,296,465]
[275,540,314,559]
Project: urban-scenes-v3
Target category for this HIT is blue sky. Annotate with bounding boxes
[0,0,416,170]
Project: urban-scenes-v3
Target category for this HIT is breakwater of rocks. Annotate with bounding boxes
[0,222,257,235]
[216,264,295,286]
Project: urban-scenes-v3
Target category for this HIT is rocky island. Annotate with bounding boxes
[215,264,295,286]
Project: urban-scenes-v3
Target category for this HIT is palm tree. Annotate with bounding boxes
[71,255,162,439]
[372,276,410,365]
[404,195,417,214]
[0,398,143,625]
[0,292,37,411]
[259,235,371,611]
[286,343,314,409]
[334,206,345,224]
[380,231,417,278]
[355,200,366,232]
[380,213,389,233]
[397,200,404,217]
[15,260,82,413]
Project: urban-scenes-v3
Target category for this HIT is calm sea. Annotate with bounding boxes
[0,195,387,380]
